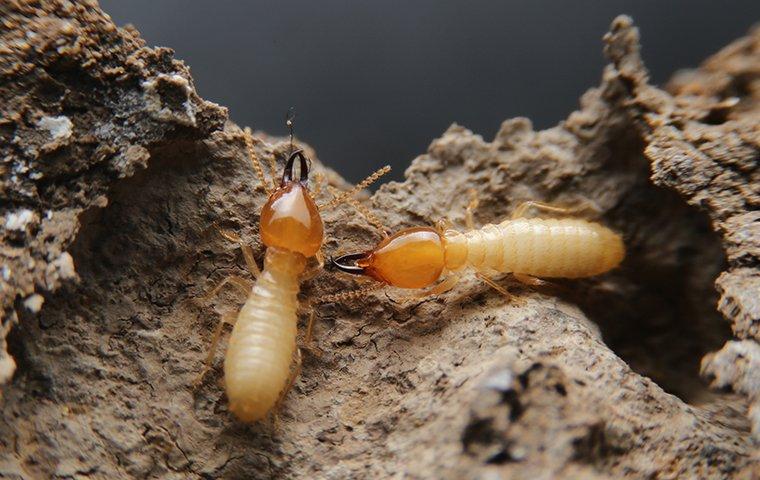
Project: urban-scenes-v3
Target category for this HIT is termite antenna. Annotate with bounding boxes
[242,127,271,193]
[327,185,389,236]
[319,283,382,304]
[286,107,296,156]
[320,165,391,210]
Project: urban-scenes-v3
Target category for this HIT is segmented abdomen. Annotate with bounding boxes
[448,218,624,278]
[224,248,305,422]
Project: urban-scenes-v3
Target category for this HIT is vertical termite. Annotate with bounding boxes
[199,118,389,422]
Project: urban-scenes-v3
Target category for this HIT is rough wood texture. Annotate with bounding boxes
[1,2,758,479]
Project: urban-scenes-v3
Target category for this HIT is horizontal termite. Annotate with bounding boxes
[331,194,624,298]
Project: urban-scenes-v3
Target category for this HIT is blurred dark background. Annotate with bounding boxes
[100,1,759,183]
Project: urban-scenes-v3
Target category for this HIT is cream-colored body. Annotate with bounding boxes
[224,248,306,422]
[444,218,624,278]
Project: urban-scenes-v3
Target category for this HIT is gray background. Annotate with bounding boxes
[100,1,759,182]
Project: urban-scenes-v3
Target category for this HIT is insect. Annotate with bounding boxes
[331,195,625,297]
[198,119,389,422]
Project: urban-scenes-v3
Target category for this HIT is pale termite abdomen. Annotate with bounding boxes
[444,218,624,278]
[224,247,306,422]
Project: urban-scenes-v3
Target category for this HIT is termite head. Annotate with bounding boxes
[260,149,324,257]
[332,227,445,289]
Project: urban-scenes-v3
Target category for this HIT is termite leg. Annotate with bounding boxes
[435,218,454,231]
[315,249,325,270]
[510,199,600,220]
[401,274,460,300]
[304,308,316,346]
[475,272,513,300]
[294,301,322,356]
[201,275,253,303]
[273,346,303,415]
[512,272,548,287]
[466,188,480,230]
[218,228,261,278]
[302,305,324,357]
[301,250,325,281]
[194,311,237,387]
[195,274,250,385]
[240,245,260,278]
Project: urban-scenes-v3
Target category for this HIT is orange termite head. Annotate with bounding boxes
[332,227,445,289]
[259,149,324,257]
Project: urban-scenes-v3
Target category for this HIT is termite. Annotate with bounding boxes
[331,194,625,298]
[198,118,389,422]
